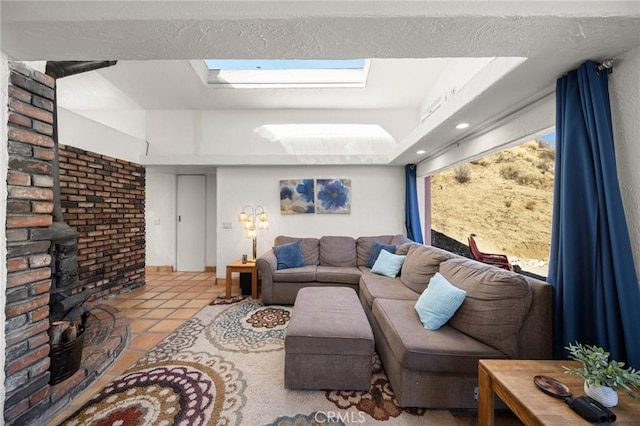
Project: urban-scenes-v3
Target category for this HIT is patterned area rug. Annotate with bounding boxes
[60,299,457,425]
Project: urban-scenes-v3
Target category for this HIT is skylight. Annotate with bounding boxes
[205,59,366,71]
[255,124,395,162]
[201,59,370,89]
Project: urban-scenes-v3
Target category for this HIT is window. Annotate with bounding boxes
[201,59,370,88]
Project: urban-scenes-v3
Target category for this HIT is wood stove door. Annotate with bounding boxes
[177,174,206,271]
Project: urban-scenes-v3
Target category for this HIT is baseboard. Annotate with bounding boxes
[146,266,216,273]
[145,265,174,273]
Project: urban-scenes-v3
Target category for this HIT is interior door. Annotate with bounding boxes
[176,175,206,271]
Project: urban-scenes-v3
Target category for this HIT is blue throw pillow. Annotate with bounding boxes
[370,249,406,278]
[414,272,467,330]
[366,242,396,268]
[273,240,305,270]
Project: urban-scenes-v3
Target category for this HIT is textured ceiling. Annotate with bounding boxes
[2,1,639,166]
[3,2,638,61]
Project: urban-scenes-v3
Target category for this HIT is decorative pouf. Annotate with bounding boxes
[285,287,374,391]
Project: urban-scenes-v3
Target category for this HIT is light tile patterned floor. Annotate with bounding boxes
[48,271,229,425]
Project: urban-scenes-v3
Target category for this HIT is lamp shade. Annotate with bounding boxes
[238,205,268,260]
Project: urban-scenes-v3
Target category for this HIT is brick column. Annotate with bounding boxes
[4,63,55,424]
[4,61,146,424]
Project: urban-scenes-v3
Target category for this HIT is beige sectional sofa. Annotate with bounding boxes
[257,235,553,409]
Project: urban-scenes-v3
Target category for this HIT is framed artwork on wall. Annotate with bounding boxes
[280,179,315,214]
[316,178,351,214]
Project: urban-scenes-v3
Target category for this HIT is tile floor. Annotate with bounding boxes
[48,271,226,425]
[48,271,521,426]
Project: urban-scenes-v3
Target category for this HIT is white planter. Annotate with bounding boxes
[584,381,619,407]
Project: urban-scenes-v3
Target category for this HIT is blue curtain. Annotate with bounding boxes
[549,60,640,368]
[405,164,423,243]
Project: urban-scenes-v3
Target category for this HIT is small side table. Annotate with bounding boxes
[225,259,258,299]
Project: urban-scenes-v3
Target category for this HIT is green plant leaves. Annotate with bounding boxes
[563,341,640,400]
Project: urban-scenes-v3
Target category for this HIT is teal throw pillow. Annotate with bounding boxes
[370,249,406,278]
[273,240,305,270]
[414,272,467,330]
[366,242,396,268]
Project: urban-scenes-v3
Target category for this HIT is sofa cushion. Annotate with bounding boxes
[391,234,412,246]
[371,250,406,278]
[373,298,505,374]
[400,245,456,294]
[440,258,533,358]
[394,242,416,256]
[366,242,396,268]
[415,272,466,330]
[356,235,394,266]
[273,265,317,283]
[275,236,319,266]
[319,236,357,267]
[273,240,305,270]
[316,266,361,284]
[359,273,419,310]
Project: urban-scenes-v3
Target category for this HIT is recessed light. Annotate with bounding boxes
[456,122,469,130]
[416,150,426,155]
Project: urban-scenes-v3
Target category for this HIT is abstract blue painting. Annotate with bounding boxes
[316,179,351,214]
[280,179,315,214]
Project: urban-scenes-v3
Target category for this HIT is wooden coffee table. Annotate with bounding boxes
[478,359,639,425]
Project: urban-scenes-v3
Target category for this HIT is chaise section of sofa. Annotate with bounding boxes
[359,245,553,408]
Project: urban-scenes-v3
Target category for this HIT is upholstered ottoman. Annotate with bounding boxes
[284,287,374,390]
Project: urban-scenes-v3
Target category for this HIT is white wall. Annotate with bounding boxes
[75,110,147,141]
[145,171,177,267]
[206,173,217,267]
[145,109,416,159]
[145,167,217,269]
[1,52,9,418]
[146,164,406,275]
[58,108,147,163]
[610,44,640,283]
[216,165,405,277]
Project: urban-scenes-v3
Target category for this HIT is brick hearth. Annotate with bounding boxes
[47,305,129,414]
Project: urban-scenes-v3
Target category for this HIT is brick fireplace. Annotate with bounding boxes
[4,62,146,424]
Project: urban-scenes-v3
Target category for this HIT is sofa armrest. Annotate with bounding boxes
[518,278,553,359]
[256,250,277,304]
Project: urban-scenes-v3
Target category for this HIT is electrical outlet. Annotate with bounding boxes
[474,386,479,402]
[153,219,160,225]
[223,222,232,229]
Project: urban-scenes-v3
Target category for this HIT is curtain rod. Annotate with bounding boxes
[596,59,614,75]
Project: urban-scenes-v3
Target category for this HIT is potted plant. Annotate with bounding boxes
[564,342,640,407]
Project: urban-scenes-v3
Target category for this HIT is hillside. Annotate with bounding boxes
[431,140,554,275]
